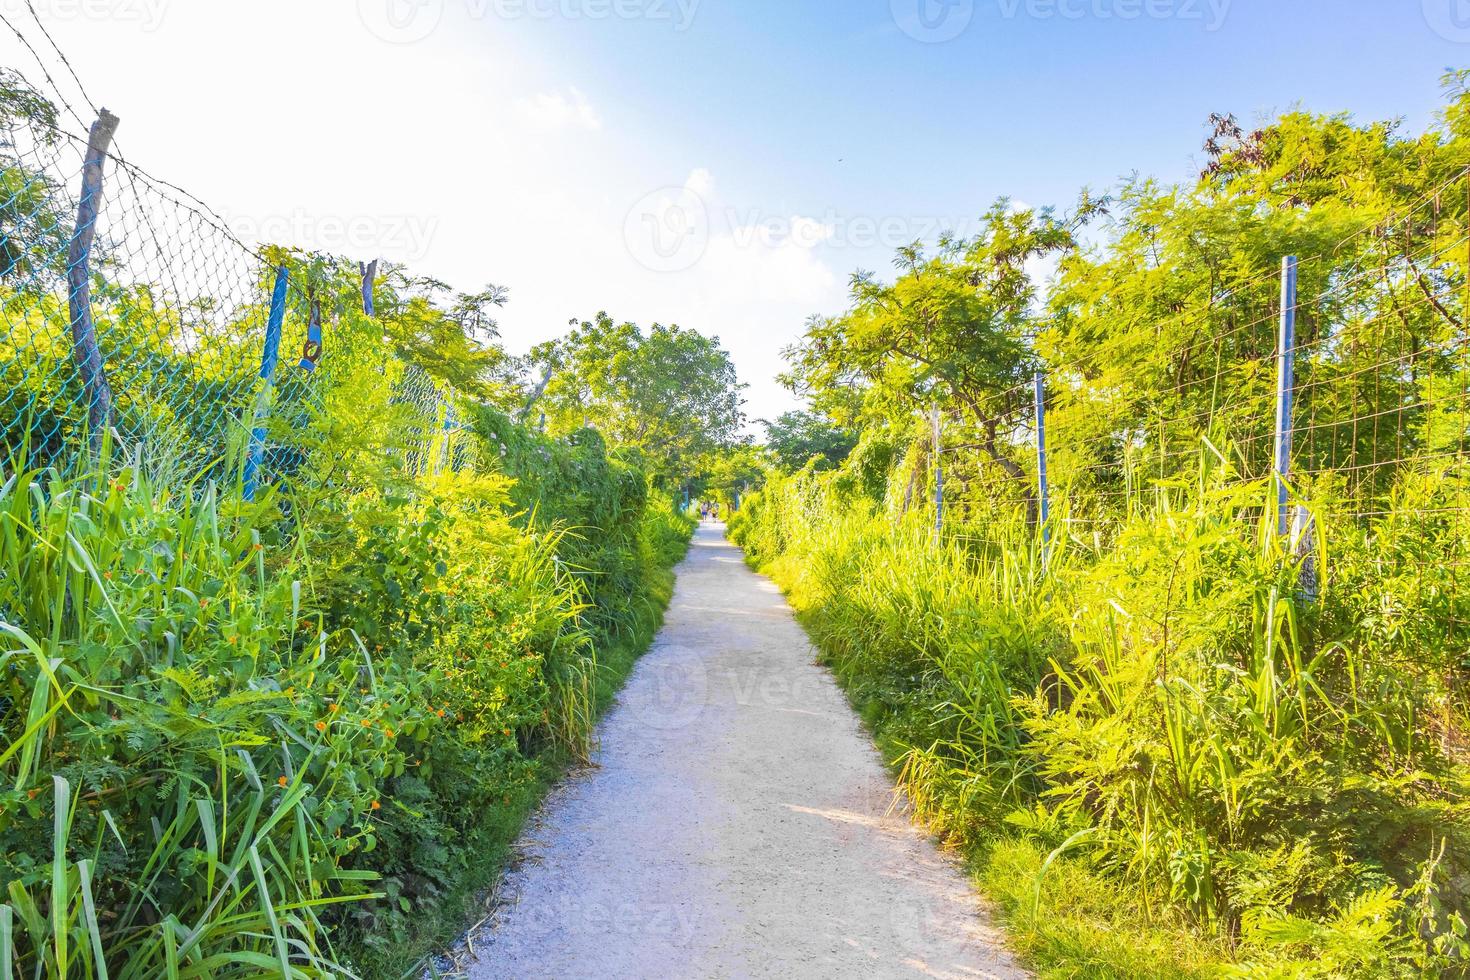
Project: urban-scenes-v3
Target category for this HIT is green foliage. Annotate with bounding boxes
[0,454,371,976]
[0,228,695,979]
[686,441,767,511]
[761,410,856,473]
[739,84,1470,979]
[0,70,707,979]
[526,312,745,482]
[733,459,1470,978]
[0,419,692,978]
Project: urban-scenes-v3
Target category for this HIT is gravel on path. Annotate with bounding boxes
[459,523,1028,979]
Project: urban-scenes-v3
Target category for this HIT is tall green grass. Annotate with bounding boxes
[0,436,693,977]
[732,456,1470,978]
[0,449,365,976]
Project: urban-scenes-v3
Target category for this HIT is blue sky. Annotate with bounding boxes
[6,0,1467,423]
[531,0,1460,254]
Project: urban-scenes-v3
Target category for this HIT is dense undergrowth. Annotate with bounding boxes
[0,216,697,975]
[0,425,691,978]
[0,66,711,972]
[731,456,1470,978]
[728,78,1470,979]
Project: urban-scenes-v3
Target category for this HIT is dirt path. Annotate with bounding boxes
[460,523,1026,979]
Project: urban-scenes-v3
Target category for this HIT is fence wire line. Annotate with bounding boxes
[0,45,478,487]
[925,170,1470,564]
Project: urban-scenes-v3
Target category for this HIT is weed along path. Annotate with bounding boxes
[458,523,1026,979]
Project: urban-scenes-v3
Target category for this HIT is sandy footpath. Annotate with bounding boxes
[459,523,1027,979]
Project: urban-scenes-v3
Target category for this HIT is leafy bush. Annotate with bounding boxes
[0,407,692,979]
[0,71,705,979]
[731,455,1470,978]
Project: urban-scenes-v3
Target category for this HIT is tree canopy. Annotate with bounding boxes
[782,78,1470,521]
[527,312,745,481]
[761,410,856,473]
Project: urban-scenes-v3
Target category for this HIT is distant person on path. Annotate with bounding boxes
[711,502,720,522]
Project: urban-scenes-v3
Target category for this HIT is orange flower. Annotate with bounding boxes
[315,721,327,732]
[436,708,446,718]
[329,703,340,713]
[370,800,381,810]
[361,719,372,728]
[277,776,288,787]
[383,728,395,738]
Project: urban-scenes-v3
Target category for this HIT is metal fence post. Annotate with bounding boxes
[1274,255,1299,537]
[243,265,290,501]
[1034,370,1052,567]
[932,405,943,537]
[437,398,455,474]
[67,109,120,453]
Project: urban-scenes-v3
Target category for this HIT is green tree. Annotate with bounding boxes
[783,203,1077,508]
[1040,82,1470,506]
[692,441,767,509]
[528,312,745,481]
[761,410,856,472]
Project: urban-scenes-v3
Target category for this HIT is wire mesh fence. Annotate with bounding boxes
[924,167,1470,574]
[0,39,480,492]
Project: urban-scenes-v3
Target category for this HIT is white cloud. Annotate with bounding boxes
[515,86,603,132]
[684,167,714,197]
[648,178,847,427]
[729,213,837,250]
[2,11,840,426]
[788,215,836,249]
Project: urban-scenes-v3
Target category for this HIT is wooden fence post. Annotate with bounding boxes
[360,259,378,316]
[67,109,120,453]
